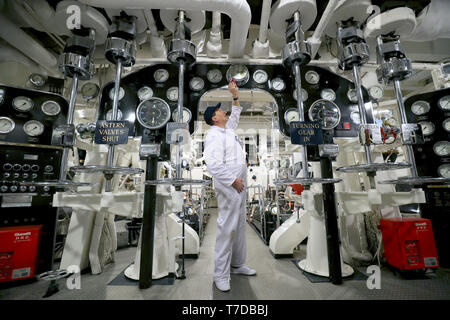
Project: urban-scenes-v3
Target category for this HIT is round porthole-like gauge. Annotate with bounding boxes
[136,98,171,130]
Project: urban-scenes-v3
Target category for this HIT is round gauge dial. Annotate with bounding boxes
[81,82,99,100]
[308,99,341,130]
[433,141,450,157]
[419,121,435,136]
[106,109,123,121]
[12,96,34,112]
[29,73,46,87]
[369,85,384,101]
[166,87,179,102]
[411,101,430,115]
[253,70,268,84]
[154,69,169,83]
[172,107,192,123]
[137,86,153,100]
[0,117,15,134]
[438,95,450,111]
[284,108,299,125]
[189,77,205,92]
[226,64,249,86]
[41,100,61,116]
[23,120,44,137]
[293,88,308,102]
[443,118,450,132]
[136,98,171,130]
[305,70,320,85]
[207,69,223,84]
[438,164,450,178]
[350,111,361,124]
[271,78,285,92]
[109,87,125,101]
[347,89,358,103]
[321,88,336,101]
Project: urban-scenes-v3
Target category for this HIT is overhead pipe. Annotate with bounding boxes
[79,0,251,58]
[252,0,271,58]
[143,9,167,57]
[206,12,222,57]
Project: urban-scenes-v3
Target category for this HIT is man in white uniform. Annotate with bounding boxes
[204,80,256,292]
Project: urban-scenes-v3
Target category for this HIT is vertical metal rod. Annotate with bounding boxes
[176,61,185,180]
[275,184,280,228]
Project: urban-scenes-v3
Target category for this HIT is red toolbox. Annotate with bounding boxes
[0,225,42,283]
[380,218,439,270]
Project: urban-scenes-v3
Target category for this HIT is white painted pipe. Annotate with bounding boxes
[259,0,272,44]
[143,9,159,35]
[207,12,222,57]
[0,13,58,71]
[0,41,38,67]
[211,11,221,34]
[79,0,251,58]
[143,9,167,57]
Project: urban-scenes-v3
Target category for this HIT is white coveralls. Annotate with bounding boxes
[204,105,247,282]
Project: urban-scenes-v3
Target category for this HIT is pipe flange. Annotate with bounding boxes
[339,42,370,70]
[167,39,197,66]
[58,53,93,80]
[105,37,136,67]
[377,57,412,84]
[282,40,311,69]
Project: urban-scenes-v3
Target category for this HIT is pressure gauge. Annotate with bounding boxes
[23,120,44,137]
[166,87,179,102]
[411,100,430,115]
[305,70,320,85]
[136,98,171,130]
[433,141,450,157]
[308,99,341,130]
[419,121,435,136]
[0,117,15,134]
[284,108,299,125]
[106,109,123,121]
[172,107,192,123]
[226,64,249,86]
[81,82,99,100]
[137,86,153,100]
[207,69,223,84]
[189,77,205,92]
[320,88,336,101]
[347,89,358,103]
[154,69,169,83]
[0,88,5,105]
[41,100,61,116]
[293,88,308,102]
[12,96,34,112]
[109,87,125,101]
[438,164,450,178]
[350,111,361,124]
[29,73,46,87]
[253,70,268,84]
[271,77,285,92]
[443,118,450,132]
[369,85,384,101]
[438,95,450,111]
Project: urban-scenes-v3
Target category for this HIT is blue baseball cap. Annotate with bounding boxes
[203,103,221,126]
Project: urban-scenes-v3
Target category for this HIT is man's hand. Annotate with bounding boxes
[232,177,245,193]
[228,79,239,99]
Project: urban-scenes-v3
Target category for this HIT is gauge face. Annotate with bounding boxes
[137,86,153,100]
[0,117,15,134]
[81,82,99,100]
[109,87,125,101]
[293,88,308,102]
[347,89,358,103]
[308,99,341,130]
[207,69,223,84]
[12,96,34,112]
[411,100,431,115]
[172,107,192,123]
[438,164,450,178]
[419,121,435,136]
[320,88,336,101]
[305,70,320,85]
[29,73,46,87]
[154,69,169,83]
[166,87,179,102]
[271,78,285,92]
[438,95,450,111]
[253,70,268,84]
[23,120,44,137]
[226,65,249,85]
[284,108,299,125]
[189,77,205,92]
[443,118,450,132]
[41,100,61,116]
[350,111,361,124]
[433,141,450,157]
[136,98,171,130]
[106,109,123,121]
[369,85,384,101]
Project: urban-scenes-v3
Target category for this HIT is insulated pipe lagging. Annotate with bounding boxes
[78,0,251,57]
[258,0,272,44]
